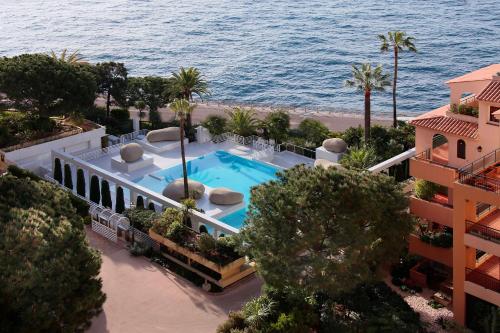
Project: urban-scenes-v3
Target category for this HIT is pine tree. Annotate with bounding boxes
[136,195,144,209]
[64,164,73,190]
[90,175,100,204]
[101,180,112,209]
[115,186,125,214]
[54,158,62,184]
[76,169,86,197]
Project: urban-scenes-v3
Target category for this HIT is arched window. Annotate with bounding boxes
[457,140,466,159]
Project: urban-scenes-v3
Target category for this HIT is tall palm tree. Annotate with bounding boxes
[378,31,417,127]
[170,99,196,199]
[345,63,391,142]
[171,67,209,132]
[49,49,85,64]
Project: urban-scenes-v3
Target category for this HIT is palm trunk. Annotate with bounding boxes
[180,117,189,199]
[392,48,398,128]
[106,90,111,118]
[364,90,371,143]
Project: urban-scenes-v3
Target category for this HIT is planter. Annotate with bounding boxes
[149,229,255,288]
[445,111,478,123]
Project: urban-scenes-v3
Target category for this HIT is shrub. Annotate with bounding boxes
[129,241,151,257]
[69,195,90,218]
[166,221,189,244]
[7,165,42,181]
[54,158,62,184]
[100,180,112,208]
[124,208,158,232]
[90,175,100,204]
[197,233,217,255]
[148,202,156,211]
[226,107,258,137]
[414,179,440,200]
[115,186,125,214]
[199,225,208,233]
[265,110,290,144]
[297,119,330,146]
[151,208,186,242]
[202,115,227,136]
[216,311,247,333]
[390,253,419,280]
[340,147,377,169]
[64,164,73,190]
[420,230,453,248]
[76,169,86,197]
[450,103,479,117]
[110,108,130,122]
[136,195,145,209]
[341,126,364,148]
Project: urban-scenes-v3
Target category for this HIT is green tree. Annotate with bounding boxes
[64,164,73,190]
[148,202,156,211]
[77,168,86,197]
[90,175,100,204]
[101,180,112,208]
[171,67,209,131]
[115,186,125,214]
[265,110,290,144]
[95,62,128,117]
[170,99,196,198]
[379,31,417,128]
[297,119,330,146]
[136,195,145,209]
[240,165,413,297]
[340,147,378,169]
[202,115,227,136]
[0,175,105,332]
[345,63,391,142]
[226,107,258,137]
[0,54,96,118]
[54,157,63,184]
[127,76,171,128]
[49,49,85,64]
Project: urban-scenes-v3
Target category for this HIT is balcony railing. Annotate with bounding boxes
[458,148,500,193]
[414,148,457,169]
[466,268,500,293]
[466,221,500,244]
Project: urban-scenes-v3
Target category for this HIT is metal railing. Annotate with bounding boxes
[413,148,457,169]
[466,221,500,243]
[120,129,149,144]
[458,148,500,193]
[75,143,123,161]
[466,267,500,293]
[276,142,316,159]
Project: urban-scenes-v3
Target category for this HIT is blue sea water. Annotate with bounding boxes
[0,0,499,116]
[133,151,280,228]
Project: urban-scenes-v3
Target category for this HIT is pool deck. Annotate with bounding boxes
[83,141,313,217]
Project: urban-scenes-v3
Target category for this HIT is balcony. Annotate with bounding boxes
[408,234,453,267]
[465,256,500,306]
[465,210,500,256]
[458,148,500,194]
[410,195,453,228]
[411,150,457,187]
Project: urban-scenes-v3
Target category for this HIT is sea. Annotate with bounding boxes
[1,0,499,117]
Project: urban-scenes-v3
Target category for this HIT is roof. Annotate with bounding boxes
[477,77,500,103]
[446,64,500,84]
[410,116,478,139]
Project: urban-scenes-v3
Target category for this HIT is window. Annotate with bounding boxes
[457,140,466,159]
[489,106,500,123]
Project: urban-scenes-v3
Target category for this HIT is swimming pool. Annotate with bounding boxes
[133,150,280,229]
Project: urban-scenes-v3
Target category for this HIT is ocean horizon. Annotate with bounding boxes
[1,0,499,116]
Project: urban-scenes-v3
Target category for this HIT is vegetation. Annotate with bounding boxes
[125,208,159,232]
[100,179,112,208]
[77,168,86,197]
[170,99,196,198]
[345,63,391,142]
[226,107,258,137]
[264,110,290,144]
[414,179,440,201]
[95,62,128,117]
[54,157,63,183]
[90,175,100,204]
[49,49,85,64]
[296,118,330,146]
[240,165,414,296]
[115,186,125,214]
[340,146,377,169]
[136,195,145,209]
[0,174,105,332]
[64,163,73,189]
[466,296,499,333]
[450,103,479,117]
[202,115,227,136]
[379,31,417,127]
[419,230,453,248]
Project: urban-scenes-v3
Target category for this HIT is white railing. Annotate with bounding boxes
[92,220,118,243]
[120,129,149,144]
[368,148,416,174]
[75,143,123,161]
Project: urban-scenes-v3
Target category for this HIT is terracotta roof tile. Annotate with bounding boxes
[477,78,500,103]
[410,116,478,139]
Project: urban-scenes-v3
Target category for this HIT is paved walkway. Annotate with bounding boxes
[87,230,262,333]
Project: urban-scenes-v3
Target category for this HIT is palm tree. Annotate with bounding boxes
[49,49,85,64]
[378,31,417,127]
[226,107,258,137]
[345,63,391,142]
[134,100,146,129]
[171,67,210,132]
[170,99,196,199]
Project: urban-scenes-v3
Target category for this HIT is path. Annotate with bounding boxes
[87,230,262,333]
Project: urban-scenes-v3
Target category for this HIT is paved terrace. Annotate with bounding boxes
[87,229,262,333]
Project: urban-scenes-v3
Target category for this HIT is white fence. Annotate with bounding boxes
[75,143,123,161]
[120,129,149,144]
[92,220,118,243]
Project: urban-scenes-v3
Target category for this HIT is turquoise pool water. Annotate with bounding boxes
[133,151,280,229]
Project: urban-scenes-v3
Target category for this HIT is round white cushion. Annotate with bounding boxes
[209,188,244,205]
[120,143,144,163]
[322,138,347,153]
[162,178,205,201]
[146,127,181,143]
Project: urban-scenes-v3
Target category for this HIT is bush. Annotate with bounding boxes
[64,164,73,190]
[450,103,479,117]
[341,126,364,148]
[420,230,453,248]
[125,208,158,232]
[110,108,130,122]
[202,115,227,136]
[69,195,90,218]
[100,180,112,208]
[76,168,86,197]
[414,179,440,200]
[151,208,186,243]
[53,158,62,184]
[129,241,151,257]
[136,195,145,209]
[197,233,217,255]
[340,147,377,169]
[297,119,330,146]
[265,110,290,144]
[115,186,125,214]
[7,164,42,181]
[216,311,247,333]
[90,175,100,204]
